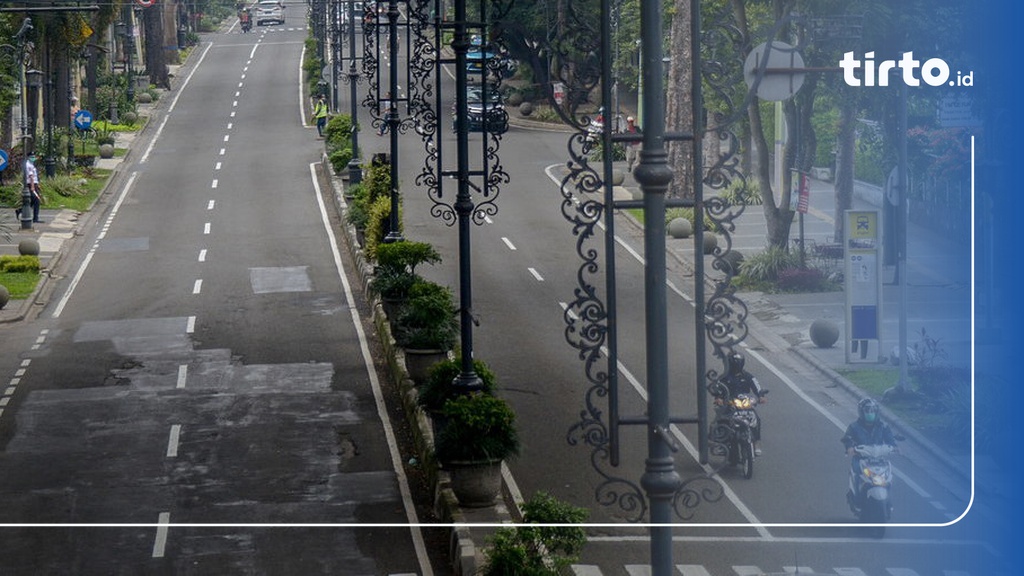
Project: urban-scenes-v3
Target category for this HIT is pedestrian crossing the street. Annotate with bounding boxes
[571,565,979,576]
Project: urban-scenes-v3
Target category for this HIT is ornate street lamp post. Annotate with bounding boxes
[2,18,37,230]
[345,0,362,184]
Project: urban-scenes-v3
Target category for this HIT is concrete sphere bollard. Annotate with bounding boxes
[99,143,115,159]
[18,239,40,256]
[611,170,626,186]
[667,217,692,239]
[518,102,534,117]
[138,92,153,104]
[0,285,8,310]
[702,233,718,254]
[122,111,138,125]
[721,250,744,275]
[810,319,840,348]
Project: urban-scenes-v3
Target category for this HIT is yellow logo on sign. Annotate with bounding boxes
[848,211,877,239]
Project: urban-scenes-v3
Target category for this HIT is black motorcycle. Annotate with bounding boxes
[710,392,764,479]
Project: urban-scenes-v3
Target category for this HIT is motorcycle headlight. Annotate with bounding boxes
[731,396,754,409]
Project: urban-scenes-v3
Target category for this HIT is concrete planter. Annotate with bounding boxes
[402,348,448,383]
[446,458,503,507]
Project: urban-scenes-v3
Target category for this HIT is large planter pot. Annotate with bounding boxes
[403,348,448,383]
[446,458,503,507]
[381,296,404,319]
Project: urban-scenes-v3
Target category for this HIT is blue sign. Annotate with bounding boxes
[74,110,93,131]
[0,150,8,172]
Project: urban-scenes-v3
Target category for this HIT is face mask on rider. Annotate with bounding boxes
[864,412,877,424]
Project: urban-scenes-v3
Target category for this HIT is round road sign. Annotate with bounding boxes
[743,41,805,101]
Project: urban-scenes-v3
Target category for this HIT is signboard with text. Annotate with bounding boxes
[845,210,882,363]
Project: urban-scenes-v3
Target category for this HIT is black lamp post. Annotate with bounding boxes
[345,0,362,184]
[382,0,403,243]
[3,18,36,230]
[43,42,56,178]
[23,67,43,230]
[117,12,136,107]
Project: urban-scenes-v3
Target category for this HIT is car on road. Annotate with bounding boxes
[453,85,508,134]
[256,0,285,26]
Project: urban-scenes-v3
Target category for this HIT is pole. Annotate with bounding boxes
[382,0,403,243]
[346,0,361,184]
[451,0,481,391]
[636,0,680,570]
[691,0,709,465]
[896,80,909,393]
[125,7,135,106]
[44,41,56,178]
[16,18,34,230]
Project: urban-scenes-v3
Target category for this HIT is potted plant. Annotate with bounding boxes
[392,280,459,381]
[370,240,441,318]
[435,393,520,507]
[418,357,497,413]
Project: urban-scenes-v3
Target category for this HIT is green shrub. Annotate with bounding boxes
[392,280,458,350]
[345,184,369,229]
[739,246,801,282]
[363,195,401,261]
[0,255,41,273]
[329,148,353,175]
[324,114,354,151]
[435,394,520,462]
[45,174,89,198]
[719,178,763,206]
[418,357,497,412]
[482,492,588,576]
[665,207,718,233]
[363,159,392,203]
[376,240,441,274]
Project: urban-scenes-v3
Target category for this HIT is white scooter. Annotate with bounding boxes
[847,443,896,537]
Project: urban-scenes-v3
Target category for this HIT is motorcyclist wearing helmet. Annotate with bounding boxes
[715,352,767,455]
[842,398,897,471]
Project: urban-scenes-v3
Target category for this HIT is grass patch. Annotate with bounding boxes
[0,271,40,299]
[838,368,968,456]
[47,168,111,212]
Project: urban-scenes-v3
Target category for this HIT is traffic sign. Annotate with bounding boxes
[74,110,93,131]
[743,41,805,101]
[136,0,155,7]
[0,150,8,172]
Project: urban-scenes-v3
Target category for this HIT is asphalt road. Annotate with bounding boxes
[375,50,1001,575]
[0,24,434,575]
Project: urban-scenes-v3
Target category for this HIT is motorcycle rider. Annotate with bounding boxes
[239,8,252,31]
[842,398,897,473]
[716,352,766,455]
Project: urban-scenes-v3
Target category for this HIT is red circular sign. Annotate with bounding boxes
[135,0,155,7]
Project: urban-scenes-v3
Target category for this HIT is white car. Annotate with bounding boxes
[256,0,285,26]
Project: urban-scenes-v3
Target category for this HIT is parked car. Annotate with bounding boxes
[465,46,517,82]
[453,86,508,134]
[256,0,285,26]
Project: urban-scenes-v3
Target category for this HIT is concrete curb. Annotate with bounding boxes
[322,158,502,576]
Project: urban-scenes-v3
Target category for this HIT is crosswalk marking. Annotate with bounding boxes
[568,565,971,576]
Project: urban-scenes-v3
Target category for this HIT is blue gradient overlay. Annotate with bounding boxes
[971,0,1022,571]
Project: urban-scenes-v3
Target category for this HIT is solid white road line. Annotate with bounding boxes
[53,171,139,318]
[308,163,432,575]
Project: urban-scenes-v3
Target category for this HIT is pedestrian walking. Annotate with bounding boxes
[624,116,642,172]
[15,152,43,223]
[312,95,329,137]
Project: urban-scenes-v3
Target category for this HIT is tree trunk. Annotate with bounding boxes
[144,5,171,89]
[666,0,693,199]
[163,0,181,65]
[834,96,856,243]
